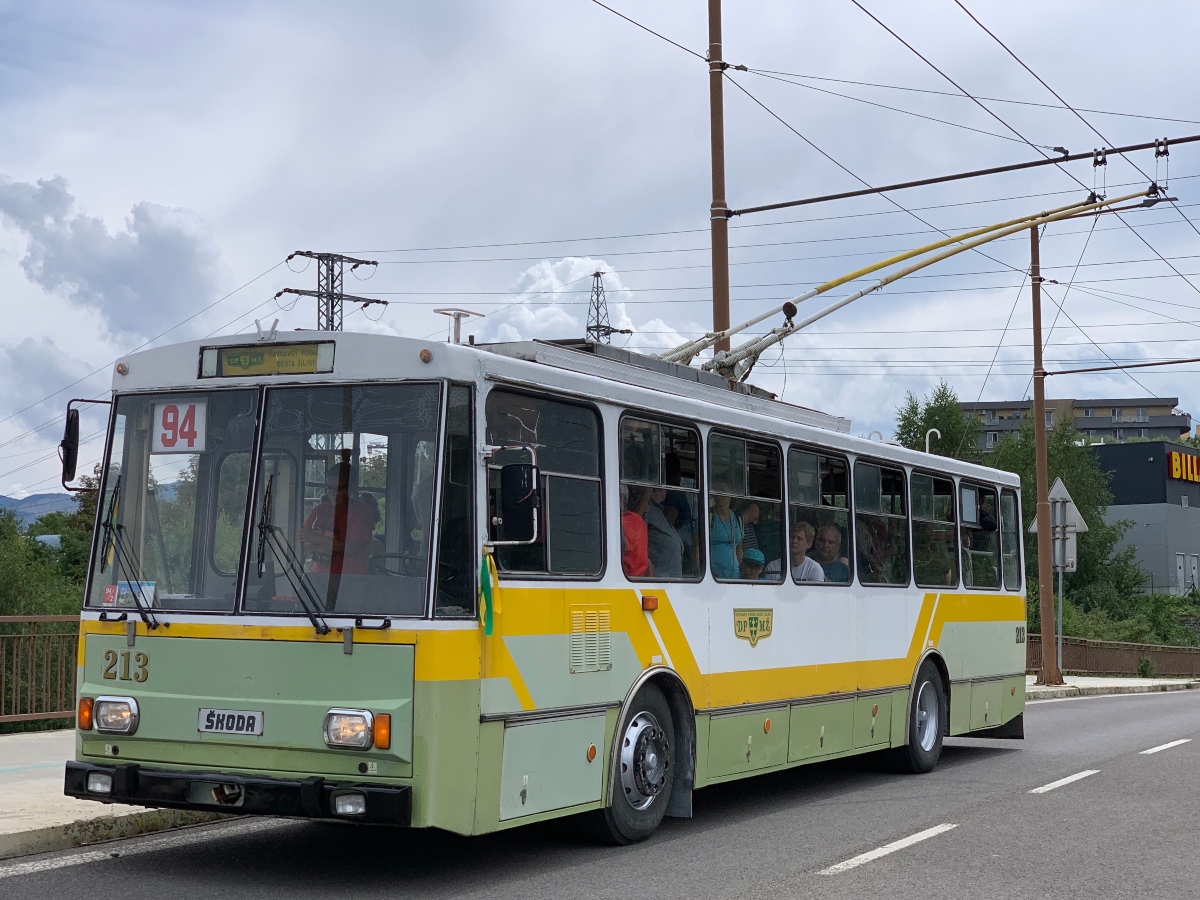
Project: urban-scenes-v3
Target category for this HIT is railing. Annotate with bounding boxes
[1027,633,1200,677]
[0,616,80,724]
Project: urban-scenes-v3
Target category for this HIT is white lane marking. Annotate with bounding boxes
[1029,769,1099,794]
[0,818,287,880]
[1141,738,1191,755]
[819,823,958,875]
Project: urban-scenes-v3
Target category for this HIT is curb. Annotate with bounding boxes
[0,809,227,861]
[1026,681,1200,701]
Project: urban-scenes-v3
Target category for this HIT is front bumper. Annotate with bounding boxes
[65,761,411,825]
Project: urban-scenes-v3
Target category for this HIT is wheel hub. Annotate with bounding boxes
[915,680,939,752]
[620,711,670,810]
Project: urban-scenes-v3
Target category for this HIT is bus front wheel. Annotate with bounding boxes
[593,683,676,844]
[891,660,946,774]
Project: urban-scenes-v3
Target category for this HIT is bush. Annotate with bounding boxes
[1138,655,1156,678]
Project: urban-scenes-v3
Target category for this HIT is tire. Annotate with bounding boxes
[890,660,947,774]
[592,683,676,845]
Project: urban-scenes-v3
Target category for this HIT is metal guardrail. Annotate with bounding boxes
[1028,633,1200,677]
[0,616,79,724]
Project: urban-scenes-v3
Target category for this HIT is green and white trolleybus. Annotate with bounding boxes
[64,331,1026,843]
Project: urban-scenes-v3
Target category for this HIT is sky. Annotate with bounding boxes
[3,0,1200,498]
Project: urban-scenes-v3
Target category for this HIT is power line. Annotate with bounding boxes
[586,0,706,61]
[747,68,1200,128]
[850,0,1200,303]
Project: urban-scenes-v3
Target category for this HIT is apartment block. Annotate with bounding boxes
[961,397,1191,453]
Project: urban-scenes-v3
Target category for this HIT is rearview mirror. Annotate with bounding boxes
[494,464,540,544]
[60,408,80,485]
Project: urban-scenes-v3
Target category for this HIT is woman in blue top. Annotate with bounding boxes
[710,495,744,579]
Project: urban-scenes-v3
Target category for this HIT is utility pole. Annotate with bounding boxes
[708,0,731,353]
[1030,225,1063,685]
[284,251,379,331]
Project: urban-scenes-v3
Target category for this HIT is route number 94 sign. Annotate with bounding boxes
[152,400,207,453]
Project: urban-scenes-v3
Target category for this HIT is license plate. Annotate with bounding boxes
[198,708,264,735]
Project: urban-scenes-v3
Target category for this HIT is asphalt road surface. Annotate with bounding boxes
[4,690,1198,899]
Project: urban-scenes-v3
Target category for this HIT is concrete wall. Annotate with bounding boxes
[1105,502,1200,595]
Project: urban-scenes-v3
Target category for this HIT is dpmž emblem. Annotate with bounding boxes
[733,609,773,647]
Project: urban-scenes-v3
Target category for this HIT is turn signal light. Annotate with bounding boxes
[77,697,94,731]
[373,713,391,751]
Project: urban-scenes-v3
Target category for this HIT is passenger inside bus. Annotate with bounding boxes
[765,522,825,582]
[621,484,652,578]
[740,548,765,580]
[709,494,743,579]
[812,523,851,583]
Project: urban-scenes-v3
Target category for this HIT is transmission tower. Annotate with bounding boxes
[280,251,382,331]
[585,270,630,343]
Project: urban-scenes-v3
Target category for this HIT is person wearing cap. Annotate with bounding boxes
[740,548,766,580]
[300,462,378,575]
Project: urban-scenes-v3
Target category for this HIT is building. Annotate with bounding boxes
[1092,441,1200,595]
[961,397,1190,453]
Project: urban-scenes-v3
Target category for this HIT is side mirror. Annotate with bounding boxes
[60,408,80,485]
[495,463,540,544]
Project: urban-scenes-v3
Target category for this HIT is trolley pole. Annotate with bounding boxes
[708,0,731,353]
[1030,225,1063,685]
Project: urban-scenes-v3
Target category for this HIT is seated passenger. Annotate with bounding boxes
[813,523,851,582]
[740,548,765,580]
[766,523,825,582]
[300,463,377,576]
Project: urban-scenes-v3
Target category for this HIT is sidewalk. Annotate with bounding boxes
[0,729,218,860]
[1025,673,1199,700]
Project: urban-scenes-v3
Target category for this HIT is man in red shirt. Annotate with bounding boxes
[300,463,377,575]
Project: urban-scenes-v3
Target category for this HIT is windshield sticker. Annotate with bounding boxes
[152,400,207,453]
[102,581,158,608]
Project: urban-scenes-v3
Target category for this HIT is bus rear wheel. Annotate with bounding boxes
[890,660,946,774]
[593,683,675,845]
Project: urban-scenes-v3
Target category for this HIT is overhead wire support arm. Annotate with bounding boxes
[704,188,1152,381]
[660,195,1106,365]
[726,134,1200,218]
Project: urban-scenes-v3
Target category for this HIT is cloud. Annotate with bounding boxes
[0,175,231,341]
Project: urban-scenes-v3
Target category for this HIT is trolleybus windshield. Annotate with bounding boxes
[243,382,441,618]
[86,389,259,613]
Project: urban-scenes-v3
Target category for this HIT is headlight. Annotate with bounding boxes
[94,696,140,735]
[324,709,373,749]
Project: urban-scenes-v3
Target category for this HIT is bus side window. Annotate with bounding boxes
[854,461,910,586]
[911,472,958,588]
[960,483,1001,589]
[787,447,851,584]
[708,433,783,582]
[485,390,604,577]
[1000,488,1022,590]
[619,416,703,581]
[435,385,475,616]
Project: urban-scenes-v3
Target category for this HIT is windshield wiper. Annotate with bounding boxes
[256,474,330,635]
[96,475,159,628]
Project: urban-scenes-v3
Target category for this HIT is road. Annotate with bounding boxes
[3,689,1198,899]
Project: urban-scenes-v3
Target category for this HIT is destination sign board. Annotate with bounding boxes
[199,342,334,378]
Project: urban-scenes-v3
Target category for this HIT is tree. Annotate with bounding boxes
[894,381,981,460]
[985,420,1174,638]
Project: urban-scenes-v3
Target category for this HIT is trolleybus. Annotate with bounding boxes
[63,331,1026,843]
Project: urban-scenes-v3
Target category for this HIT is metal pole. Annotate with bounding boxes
[1054,499,1064,673]
[1032,225,1063,685]
[708,0,731,353]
